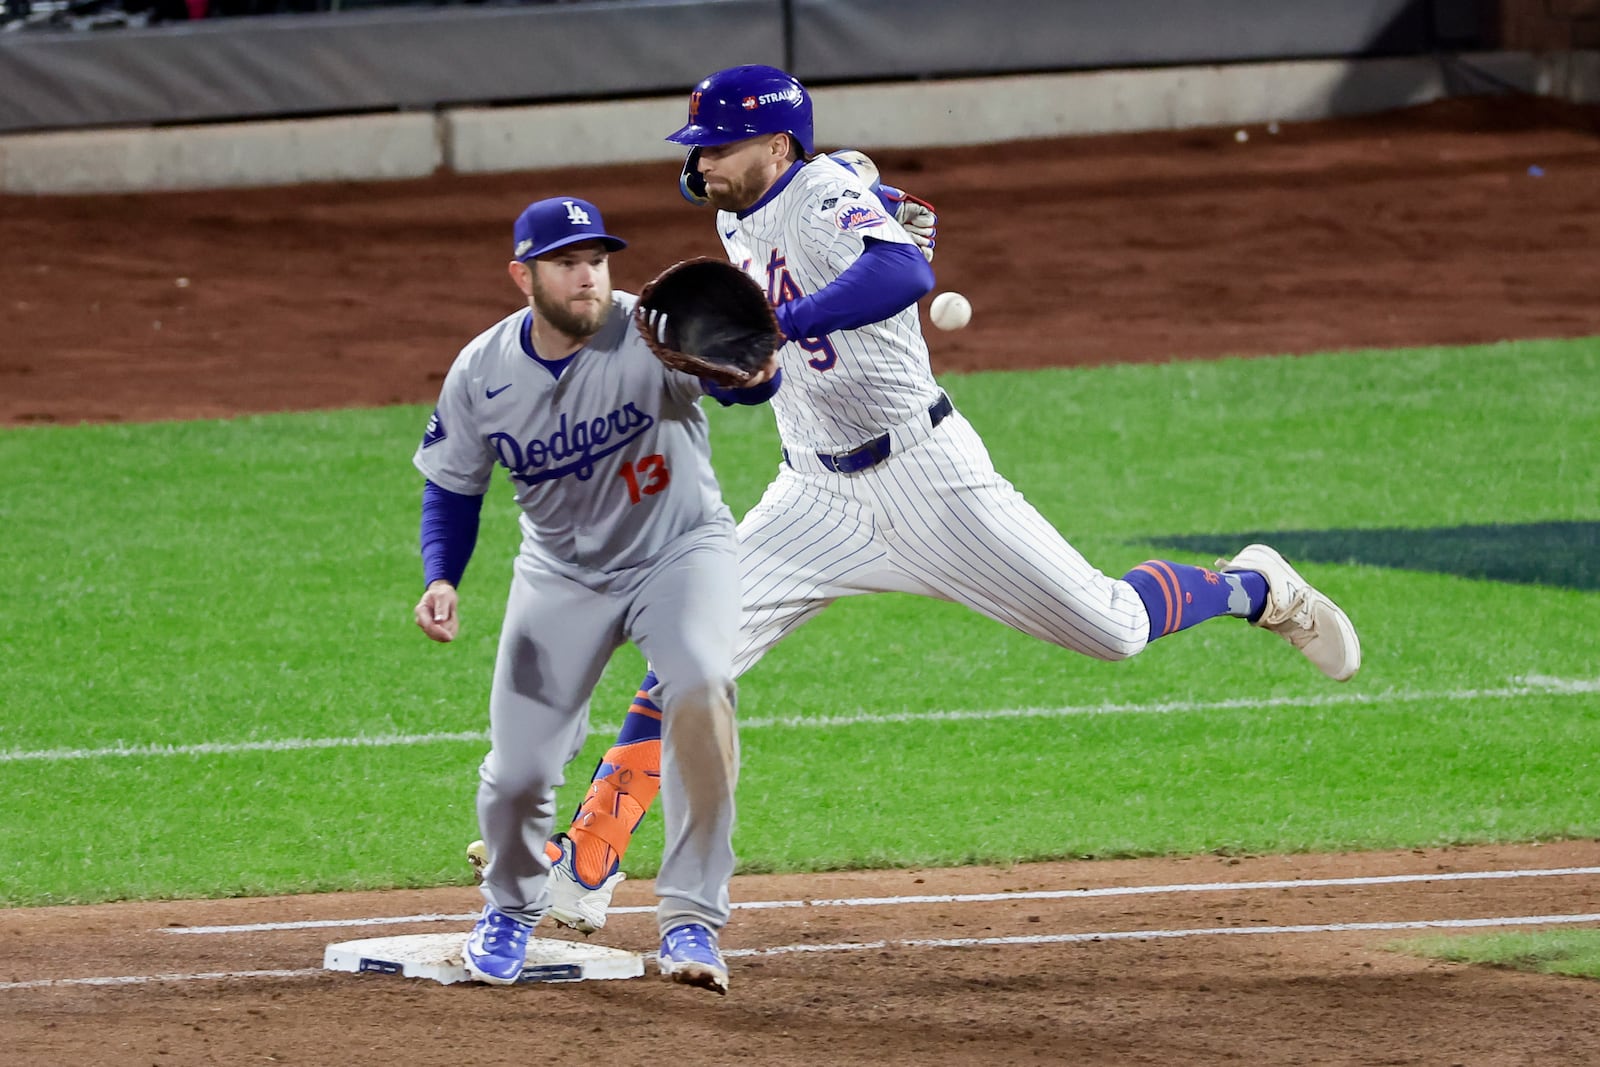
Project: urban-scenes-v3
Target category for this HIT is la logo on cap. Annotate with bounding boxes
[511,195,626,261]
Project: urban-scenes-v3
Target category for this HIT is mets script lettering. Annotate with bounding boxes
[488,403,655,485]
[764,249,838,371]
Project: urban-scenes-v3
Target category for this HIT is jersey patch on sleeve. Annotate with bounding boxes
[421,408,448,448]
[834,200,887,233]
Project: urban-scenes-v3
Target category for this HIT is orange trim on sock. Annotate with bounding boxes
[1134,563,1176,636]
[627,694,664,721]
[1151,560,1185,634]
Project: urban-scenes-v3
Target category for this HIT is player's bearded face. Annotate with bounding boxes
[528,246,612,338]
[698,135,788,212]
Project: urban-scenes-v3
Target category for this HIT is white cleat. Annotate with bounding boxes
[1217,543,1361,682]
[466,834,623,934]
[544,833,624,935]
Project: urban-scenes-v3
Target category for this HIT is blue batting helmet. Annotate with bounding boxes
[666,64,814,156]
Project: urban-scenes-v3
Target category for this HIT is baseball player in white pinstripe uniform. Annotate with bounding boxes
[473,66,1361,941]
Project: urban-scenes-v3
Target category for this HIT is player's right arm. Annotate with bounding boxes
[411,343,497,643]
[414,481,483,643]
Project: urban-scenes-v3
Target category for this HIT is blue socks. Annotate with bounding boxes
[1122,561,1268,643]
[614,669,664,744]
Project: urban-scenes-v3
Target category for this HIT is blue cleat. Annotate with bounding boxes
[657,922,729,995]
[463,904,532,985]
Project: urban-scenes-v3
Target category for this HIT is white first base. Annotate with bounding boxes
[323,932,644,985]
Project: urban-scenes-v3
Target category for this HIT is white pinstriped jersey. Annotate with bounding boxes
[717,154,939,454]
[704,155,1153,677]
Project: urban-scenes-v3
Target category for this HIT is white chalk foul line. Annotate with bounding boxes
[0,730,491,764]
[4,676,1596,764]
[9,913,1599,991]
[167,912,485,934]
[0,968,322,991]
[161,865,1600,935]
[725,911,1600,958]
[737,865,1600,912]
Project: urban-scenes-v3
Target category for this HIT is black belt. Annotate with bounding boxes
[785,392,953,474]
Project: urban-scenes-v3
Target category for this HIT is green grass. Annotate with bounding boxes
[1,337,1597,906]
[1389,931,1600,979]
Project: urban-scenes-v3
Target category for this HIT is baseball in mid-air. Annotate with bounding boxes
[930,291,972,331]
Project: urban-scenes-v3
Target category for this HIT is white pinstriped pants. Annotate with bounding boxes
[731,411,1151,678]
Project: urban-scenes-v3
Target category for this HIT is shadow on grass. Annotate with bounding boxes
[1145,521,1598,592]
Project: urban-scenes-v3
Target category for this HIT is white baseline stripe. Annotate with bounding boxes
[726,912,1600,958]
[164,912,485,934]
[162,865,1600,935]
[0,968,321,991]
[4,676,1596,764]
[743,865,1600,911]
[0,730,491,764]
[10,914,1599,991]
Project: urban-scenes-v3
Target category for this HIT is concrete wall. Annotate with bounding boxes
[2,50,1595,195]
[0,112,442,194]
[0,0,1486,135]
[0,0,783,134]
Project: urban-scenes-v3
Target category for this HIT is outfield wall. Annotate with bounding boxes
[0,0,1477,135]
[1,50,1596,195]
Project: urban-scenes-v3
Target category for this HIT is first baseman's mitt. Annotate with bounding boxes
[634,257,782,388]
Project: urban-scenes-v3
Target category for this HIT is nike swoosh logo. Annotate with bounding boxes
[724,228,737,238]
[486,384,512,399]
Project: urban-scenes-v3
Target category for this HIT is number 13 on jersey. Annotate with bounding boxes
[618,454,670,504]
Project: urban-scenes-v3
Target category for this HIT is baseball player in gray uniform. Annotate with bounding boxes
[503,67,1361,936]
[413,195,777,994]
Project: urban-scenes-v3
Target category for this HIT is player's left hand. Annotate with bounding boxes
[828,150,938,263]
[635,258,784,388]
[878,185,938,262]
[416,580,460,643]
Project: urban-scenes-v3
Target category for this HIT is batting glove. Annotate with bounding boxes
[877,184,938,262]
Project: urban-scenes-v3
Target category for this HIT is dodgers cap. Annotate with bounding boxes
[512,197,627,261]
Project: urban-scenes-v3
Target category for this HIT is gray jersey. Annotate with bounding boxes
[717,154,937,454]
[413,293,731,576]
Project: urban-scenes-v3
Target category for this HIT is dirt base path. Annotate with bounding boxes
[3,94,1599,1064]
[5,843,1600,1066]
